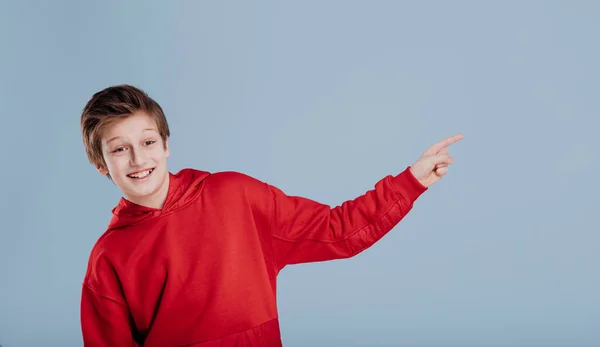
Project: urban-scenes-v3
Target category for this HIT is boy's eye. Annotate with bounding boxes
[144,140,156,146]
[113,147,126,153]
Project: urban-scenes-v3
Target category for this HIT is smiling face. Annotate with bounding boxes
[98,111,171,209]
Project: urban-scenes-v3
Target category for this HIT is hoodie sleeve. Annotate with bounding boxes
[81,250,141,347]
[267,166,427,273]
[81,284,140,347]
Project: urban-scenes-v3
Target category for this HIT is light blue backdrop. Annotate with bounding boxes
[1,1,598,346]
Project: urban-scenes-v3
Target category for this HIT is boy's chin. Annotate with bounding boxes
[123,186,163,206]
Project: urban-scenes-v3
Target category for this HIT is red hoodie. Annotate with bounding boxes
[81,166,427,346]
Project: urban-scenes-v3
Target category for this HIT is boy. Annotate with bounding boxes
[80,84,462,346]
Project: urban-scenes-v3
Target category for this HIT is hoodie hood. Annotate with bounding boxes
[107,168,211,230]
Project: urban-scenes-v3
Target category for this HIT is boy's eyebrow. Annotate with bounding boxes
[106,136,123,144]
[105,128,157,144]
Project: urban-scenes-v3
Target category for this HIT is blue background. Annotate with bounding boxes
[1,1,598,346]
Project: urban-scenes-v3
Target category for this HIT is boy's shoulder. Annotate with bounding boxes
[174,167,263,186]
[196,169,268,191]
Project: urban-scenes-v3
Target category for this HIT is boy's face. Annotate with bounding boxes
[98,111,171,208]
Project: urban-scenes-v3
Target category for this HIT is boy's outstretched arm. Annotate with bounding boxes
[266,134,463,272]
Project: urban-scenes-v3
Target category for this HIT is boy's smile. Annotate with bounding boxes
[97,111,171,209]
[127,168,155,180]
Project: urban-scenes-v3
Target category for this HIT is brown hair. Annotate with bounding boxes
[80,84,170,171]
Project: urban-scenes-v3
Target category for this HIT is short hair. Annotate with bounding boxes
[80,84,170,170]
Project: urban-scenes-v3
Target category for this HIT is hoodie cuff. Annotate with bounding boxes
[389,166,428,204]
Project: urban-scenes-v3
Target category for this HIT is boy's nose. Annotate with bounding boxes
[129,148,148,166]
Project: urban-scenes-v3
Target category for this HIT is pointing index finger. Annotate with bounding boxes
[425,134,463,155]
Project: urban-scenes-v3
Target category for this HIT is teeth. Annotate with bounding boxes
[129,169,152,178]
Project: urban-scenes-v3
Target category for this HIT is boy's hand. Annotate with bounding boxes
[409,134,463,188]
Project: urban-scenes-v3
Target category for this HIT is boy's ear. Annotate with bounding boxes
[165,138,170,158]
[96,164,109,176]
